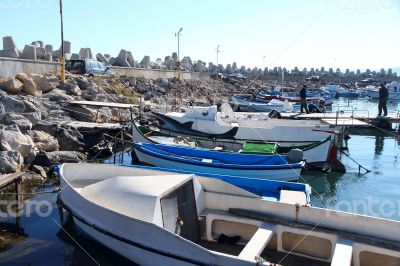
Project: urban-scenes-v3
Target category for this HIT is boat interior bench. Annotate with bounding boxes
[198,209,400,265]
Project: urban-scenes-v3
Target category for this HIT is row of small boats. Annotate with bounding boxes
[57,105,400,265]
[231,81,400,114]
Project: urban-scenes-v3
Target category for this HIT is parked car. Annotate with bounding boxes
[210,72,226,80]
[65,59,113,77]
[227,73,246,82]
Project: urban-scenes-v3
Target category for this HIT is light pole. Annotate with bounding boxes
[216,45,220,67]
[59,0,65,83]
[174,28,183,80]
[175,27,183,61]
[262,56,266,84]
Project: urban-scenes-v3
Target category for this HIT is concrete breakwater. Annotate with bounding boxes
[1,35,398,83]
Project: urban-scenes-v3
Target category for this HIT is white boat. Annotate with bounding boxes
[132,122,332,166]
[366,82,400,100]
[155,105,343,144]
[59,163,400,265]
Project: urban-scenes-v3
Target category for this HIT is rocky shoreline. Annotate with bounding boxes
[0,72,238,183]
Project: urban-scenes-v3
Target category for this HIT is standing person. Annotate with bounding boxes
[300,84,309,114]
[378,82,388,116]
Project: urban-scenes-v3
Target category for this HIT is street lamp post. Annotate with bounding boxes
[174,27,183,79]
[175,27,183,61]
[59,0,65,83]
[262,56,266,84]
[216,45,220,67]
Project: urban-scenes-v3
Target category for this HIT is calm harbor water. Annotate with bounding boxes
[0,97,399,265]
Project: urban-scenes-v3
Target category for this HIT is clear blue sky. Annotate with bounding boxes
[1,0,399,71]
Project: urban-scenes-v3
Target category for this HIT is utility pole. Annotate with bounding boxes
[216,45,220,68]
[174,27,183,79]
[59,0,65,83]
[262,56,266,84]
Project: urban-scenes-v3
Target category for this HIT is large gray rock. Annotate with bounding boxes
[15,73,41,96]
[21,45,37,60]
[33,151,87,167]
[96,53,109,64]
[29,74,56,93]
[36,47,46,60]
[64,105,95,122]
[23,112,42,125]
[0,151,24,174]
[41,88,74,102]
[79,47,93,59]
[27,130,59,152]
[3,36,17,49]
[70,53,79,60]
[44,53,53,62]
[113,49,131,67]
[0,102,4,113]
[0,94,26,112]
[0,113,33,131]
[140,56,151,69]
[45,44,53,54]
[53,40,71,59]
[0,48,19,58]
[0,78,23,94]
[0,126,36,160]
[57,127,86,151]
[60,83,81,96]
[75,77,90,89]
[81,85,99,101]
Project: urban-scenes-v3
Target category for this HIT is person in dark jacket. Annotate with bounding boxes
[299,85,309,114]
[378,83,388,116]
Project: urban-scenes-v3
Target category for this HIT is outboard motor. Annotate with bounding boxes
[286,149,304,163]
[268,109,282,119]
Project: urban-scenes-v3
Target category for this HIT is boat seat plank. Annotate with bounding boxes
[238,223,275,260]
[279,190,307,206]
[330,239,353,266]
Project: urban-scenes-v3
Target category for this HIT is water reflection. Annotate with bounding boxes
[374,135,384,156]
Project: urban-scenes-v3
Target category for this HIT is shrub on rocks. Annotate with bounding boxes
[0,78,23,94]
[0,151,24,174]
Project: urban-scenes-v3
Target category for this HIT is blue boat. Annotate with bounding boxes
[132,142,304,182]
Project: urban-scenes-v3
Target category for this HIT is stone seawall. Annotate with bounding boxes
[0,57,210,80]
[0,57,60,77]
[110,66,210,80]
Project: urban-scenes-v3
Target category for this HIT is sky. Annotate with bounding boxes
[1,0,399,71]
